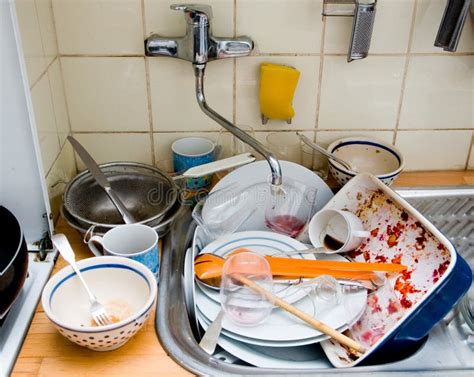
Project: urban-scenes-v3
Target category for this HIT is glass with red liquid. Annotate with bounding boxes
[264,180,317,238]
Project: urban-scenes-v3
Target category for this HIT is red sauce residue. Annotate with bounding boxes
[363,250,371,262]
[361,328,385,346]
[437,243,444,250]
[387,299,400,314]
[432,261,450,283]
[386,223,404,248]
[375,255,388,263]
[400,211,409,222]
[368,295,382,313]
[391,254,402,265]
[400,297,413,308]
[395,270,420,307]
[371,227,379,237]
[348,249,363,258]
[388,234,398,248]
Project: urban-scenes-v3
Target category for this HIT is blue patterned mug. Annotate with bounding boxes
[88,224,159,279]
[172,137,218,191]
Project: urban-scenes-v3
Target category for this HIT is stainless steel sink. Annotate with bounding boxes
[156,187,474,376]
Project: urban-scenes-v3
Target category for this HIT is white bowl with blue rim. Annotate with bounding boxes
[41,256,157,351]
[327,137,404,186]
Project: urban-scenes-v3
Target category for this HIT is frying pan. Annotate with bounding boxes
[0,206,28,319]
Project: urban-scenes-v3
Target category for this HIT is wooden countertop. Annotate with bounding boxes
[12,171,474,376]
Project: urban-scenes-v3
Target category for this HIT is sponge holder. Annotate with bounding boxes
[323,0,377,62]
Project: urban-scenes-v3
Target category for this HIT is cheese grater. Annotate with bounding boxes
[347,0,377,62]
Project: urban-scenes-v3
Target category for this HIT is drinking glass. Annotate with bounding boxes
[264,180,318,238]
[192,186,256,240]
[220,252,273,326]
[266,132,302,164]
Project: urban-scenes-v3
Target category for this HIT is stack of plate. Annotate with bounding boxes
[185,229,368,368]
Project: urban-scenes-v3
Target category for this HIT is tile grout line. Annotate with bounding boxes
[57,52,474,58]
[141,0,156,166]
[392,0,418,146]
[44,139,69,178]
[68,127,474,135]
[29,55,57,90]
[314,12,327,143]
[464,132,474,170]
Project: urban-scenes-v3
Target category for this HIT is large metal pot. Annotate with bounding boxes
[63,162,179,229]
[0,206,28,319]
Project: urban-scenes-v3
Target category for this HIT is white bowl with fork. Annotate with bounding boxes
[41,256,156,351]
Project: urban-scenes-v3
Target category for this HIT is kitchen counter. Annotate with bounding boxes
[12,171,474,376]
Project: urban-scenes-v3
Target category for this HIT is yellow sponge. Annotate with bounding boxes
[259,63,300,122]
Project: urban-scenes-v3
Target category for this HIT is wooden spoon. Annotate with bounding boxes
[234,273,365,354]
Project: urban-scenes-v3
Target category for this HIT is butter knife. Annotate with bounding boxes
[67,136,136,224]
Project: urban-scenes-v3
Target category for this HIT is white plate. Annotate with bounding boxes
[209,160,334,236]
[196,274,367,343]
[198,231,315,304]
[202,326,330,369]
[197,305,331,348]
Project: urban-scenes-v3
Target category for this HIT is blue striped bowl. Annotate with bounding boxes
[41,256,156,351]
[327,137,404,186]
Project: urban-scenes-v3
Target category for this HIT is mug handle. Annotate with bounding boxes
[352,230,370,238]
[88,235,105,256]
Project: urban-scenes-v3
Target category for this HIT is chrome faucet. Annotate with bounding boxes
[145,4,282,186]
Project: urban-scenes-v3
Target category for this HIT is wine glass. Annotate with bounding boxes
[264,180,318,238]
[220,252,273,326]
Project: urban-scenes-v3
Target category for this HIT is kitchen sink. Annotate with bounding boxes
[156,187,474,376]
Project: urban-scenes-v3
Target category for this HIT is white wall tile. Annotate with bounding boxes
[73,133,152,171]
[399,56,474,129]
[319,56,404,129]
[412,0,473,53]
[395,130,471,171]
[324,0,414,54]
[235,56,319,130]
[62,57,149,132]
[145,0,233,37]
[36,0,57,64]
[31,74,60,174]
[237,0,323,54]
[153,132,232,172]
[46,143,76,219]
[48,60,70,146]
[53,0,144,54]
[15,0,47,86]
[149,58,233,131]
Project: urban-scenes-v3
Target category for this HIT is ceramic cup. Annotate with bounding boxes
[88,224,159,279]
[172,137,218,191]
[308,209,370,254]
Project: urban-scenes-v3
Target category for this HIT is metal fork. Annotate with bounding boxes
[52,234,112,326]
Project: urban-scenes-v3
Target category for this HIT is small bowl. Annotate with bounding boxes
[41,256,157,351]
[327,137,404,186]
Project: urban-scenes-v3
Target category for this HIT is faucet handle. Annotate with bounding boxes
[170,4,213,24]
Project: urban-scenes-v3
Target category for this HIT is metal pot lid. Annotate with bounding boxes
[63,162,179,227]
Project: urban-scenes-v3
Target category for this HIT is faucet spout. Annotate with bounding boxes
[193,64,282,186]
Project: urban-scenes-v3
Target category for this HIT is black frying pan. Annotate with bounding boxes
[0,206,28,319]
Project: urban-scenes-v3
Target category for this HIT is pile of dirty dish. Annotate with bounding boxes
[184,160,471,368]
[61,136,255,240]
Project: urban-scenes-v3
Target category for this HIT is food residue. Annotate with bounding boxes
[90,300,134,327]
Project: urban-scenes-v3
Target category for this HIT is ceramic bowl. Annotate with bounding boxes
[41,256,157,351]
[326,137,404,186]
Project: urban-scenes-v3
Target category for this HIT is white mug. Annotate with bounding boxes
[308,209,370,254]
[88,224,159,278]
